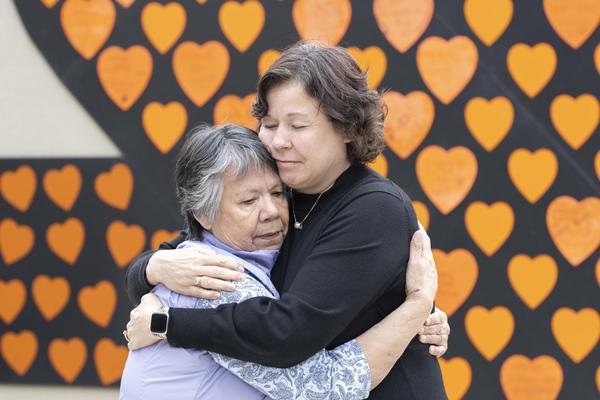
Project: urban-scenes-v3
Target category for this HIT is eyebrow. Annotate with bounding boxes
[234,182,283,195]
[264,112,311,118]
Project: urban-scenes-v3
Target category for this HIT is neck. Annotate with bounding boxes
[297,161,351,194]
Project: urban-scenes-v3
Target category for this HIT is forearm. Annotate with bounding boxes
[125,249,158,305]
[356,293,432,389]
[209,340,370,400]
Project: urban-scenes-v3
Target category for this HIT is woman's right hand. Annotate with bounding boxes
[145,247,246,299]
[405,225,438,306]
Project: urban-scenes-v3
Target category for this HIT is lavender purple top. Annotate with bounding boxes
[119,232,370,400]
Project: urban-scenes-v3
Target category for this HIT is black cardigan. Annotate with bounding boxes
[125,165,446,399]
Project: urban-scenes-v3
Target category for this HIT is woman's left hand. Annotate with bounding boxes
[125,293,164,351]
[419,307,450,357]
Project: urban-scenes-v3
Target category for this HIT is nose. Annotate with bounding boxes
[271,126,292,150]
[259,195,280,222]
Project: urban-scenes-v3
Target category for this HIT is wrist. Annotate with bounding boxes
[145,251,164,286]
[150,306,170,340]
[406,291,434,314]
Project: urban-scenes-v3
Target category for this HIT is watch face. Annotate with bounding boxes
[150,313,168,334]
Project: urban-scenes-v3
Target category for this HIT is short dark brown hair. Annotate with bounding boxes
[252,41,385,165]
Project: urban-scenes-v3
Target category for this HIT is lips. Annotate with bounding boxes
[256,230,283,240]
[275,159,300,165]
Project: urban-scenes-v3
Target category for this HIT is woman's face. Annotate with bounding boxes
[258,81,351,194]
[198,168,288,252]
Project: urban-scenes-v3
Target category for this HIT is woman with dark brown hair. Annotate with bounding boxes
[125,41,448,398]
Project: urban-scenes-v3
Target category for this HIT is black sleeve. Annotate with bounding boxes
[124,231,186,305]
[167,192,414,367]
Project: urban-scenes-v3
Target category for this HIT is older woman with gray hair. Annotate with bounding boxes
[120,124,439,400]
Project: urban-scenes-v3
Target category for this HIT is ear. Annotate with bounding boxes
[193,211,212,230]
[343,132,352,144]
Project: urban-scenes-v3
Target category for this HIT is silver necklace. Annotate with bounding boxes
[291,184,333,230]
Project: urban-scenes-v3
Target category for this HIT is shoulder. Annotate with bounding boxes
[340,167,414,215]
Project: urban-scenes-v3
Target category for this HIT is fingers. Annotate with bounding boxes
[428,345,447,357]
[184,286,222,300]
[419,333,447,346]
[426,308,448,326]
[194,265,245,282]
[198,254,244,272]
[419,322,450,336]
[193,276,236,292]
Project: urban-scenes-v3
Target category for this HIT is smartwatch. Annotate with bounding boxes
[150,306,170,339]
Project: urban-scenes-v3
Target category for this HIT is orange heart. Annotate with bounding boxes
[42,164,82,211]
[0,219,35,266]
[48,337,87,383]
[292,0,351,45]
[595,44,600,75]
[141,2,187,54]
[433,249,478,317]
[347,46,387,89]
[508,148,558,204]
[551,307,599,363]
[40,0,59,8]
[383,91,435,160]
[151,229,181,249]
[550,94,598,150]
[106,221,146,268]
[500,355,563,400]
[46,217,85,265]
[543,0,599,49]
[173,41,230,107]
[0,330,38,376]
[465,201,514,256]
[115,0,136,7]
[257,49,281,76]
[508,254,557,310]
[97,45,153,111]
[219,0,265,53]
[94,163,134,210]
[595,151,600,181]
[0,279,26,325]
[373,0,434,53]
[78,280,117,327]
[438,357,472,400]
[416,146,478,215]
[546,196,600,267]
[412,200,430,230]
[465,305,514,360]
[367,154,388,178]
[60,0,115,60]
[94,338,128,385]
[464,96,514,152]
[213,94,256,130]
[416,36,478,104]
[31,275,70,321]
[464,0,513,46]
[142,101,188,154]
[507,43,556,98]
[0,165,37,212]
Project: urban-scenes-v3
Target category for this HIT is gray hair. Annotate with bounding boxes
[175,124,278,239]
